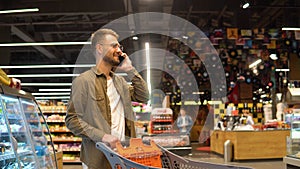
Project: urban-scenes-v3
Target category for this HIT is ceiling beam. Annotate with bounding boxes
[11,26,56,59]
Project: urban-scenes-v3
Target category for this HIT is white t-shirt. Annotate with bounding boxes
[107,78,125,141]
[181,116,187,132]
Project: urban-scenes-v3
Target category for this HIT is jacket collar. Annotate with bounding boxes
[91,66,115,77]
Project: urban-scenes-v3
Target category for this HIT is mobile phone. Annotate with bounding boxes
[118,55,125,65]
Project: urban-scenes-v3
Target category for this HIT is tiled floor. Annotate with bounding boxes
[63,143,286,169]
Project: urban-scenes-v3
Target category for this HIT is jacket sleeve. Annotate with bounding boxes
[127,68,149,103]
[65,77,105,143]
[188,116,194,128]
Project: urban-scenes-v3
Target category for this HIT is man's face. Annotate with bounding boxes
[100,34,123,66]
[180,109,186,116]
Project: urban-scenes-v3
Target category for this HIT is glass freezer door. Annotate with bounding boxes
[0,94,38,168]
[20,98,54,168]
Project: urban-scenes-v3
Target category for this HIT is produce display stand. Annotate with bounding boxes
[96,138,252,169]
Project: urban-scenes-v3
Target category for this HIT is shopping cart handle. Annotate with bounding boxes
[102,141,111,147]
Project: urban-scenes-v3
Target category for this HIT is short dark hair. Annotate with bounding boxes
[180,106,187,111]
[90,28,119,53]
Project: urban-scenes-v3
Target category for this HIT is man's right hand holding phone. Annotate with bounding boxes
[118,53,133,72]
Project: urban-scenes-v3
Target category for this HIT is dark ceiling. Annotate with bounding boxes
[0,0,300,95]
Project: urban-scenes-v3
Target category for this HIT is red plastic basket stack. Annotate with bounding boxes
[116,138,162,168]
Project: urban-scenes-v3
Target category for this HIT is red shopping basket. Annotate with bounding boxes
[116,138,162,168]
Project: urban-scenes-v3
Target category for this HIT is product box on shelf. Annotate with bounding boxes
[51,151,63,169]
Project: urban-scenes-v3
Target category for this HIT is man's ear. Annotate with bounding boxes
[96,44,103,55]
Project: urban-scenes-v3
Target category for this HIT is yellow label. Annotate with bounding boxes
[257,103,263,108]
[238,103,244,108]
[257,113,262,118]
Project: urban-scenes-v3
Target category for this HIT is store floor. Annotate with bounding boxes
[62,143,285,169]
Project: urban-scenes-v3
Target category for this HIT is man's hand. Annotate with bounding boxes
[118,53,133,72]
[102,134,119,149]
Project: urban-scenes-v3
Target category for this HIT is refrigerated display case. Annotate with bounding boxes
[284,109,300,168]
[0,84,56,169]
[150,108,175,134]
[142,133,191,156]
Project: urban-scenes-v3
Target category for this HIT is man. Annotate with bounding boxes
[65,28,149,169]
[176,107,193,133]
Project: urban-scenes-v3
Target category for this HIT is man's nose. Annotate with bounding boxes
[116,48,122,54]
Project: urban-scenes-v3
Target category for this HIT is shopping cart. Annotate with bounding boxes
[96,138,253,169]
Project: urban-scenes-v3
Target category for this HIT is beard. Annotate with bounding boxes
[102,53,120,66]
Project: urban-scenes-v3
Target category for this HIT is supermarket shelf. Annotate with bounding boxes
[151,119,172,122]
[52,138,82,142]
[42,111,66,114]
[0,152,16,161]
[40,106,81,165]
[152,130,178,134]
[44,130,71,133]
[284,156,300,168]
[62,160,81,163]
[60,150,80,152]
[46,120,65,123]
[0,150,35,161]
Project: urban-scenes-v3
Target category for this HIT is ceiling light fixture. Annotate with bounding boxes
[21,83,72,86]
[39,89,71,92]
[242,2,250,9]
[0,64,95,69]
[275,69,290,72]
[0,42,90,47]
[32,92,70,96]
[35,96,70,100]
[7,73,127,78]
[22,82,131,86]
[241,1,250,9]
[0,8,39,14]
[269,53,278,60]
[282,27,300,31]
[8,74,80,78]
[249,59,262,69]
[132,36,138,40]
[145,42,151,104]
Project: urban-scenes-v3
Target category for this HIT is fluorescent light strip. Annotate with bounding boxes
[249,59,262,68]
[0,8,39,14]
[22,83,72,86]
[269,54,278,60]
[8,73,126,78]
[22,82,131,86]
[145,42,151,105]
[275,69,290,72]
[282,27,300,31]
[0,64,95,69]
[242,2,250,9]
[8,74,79,78]
[32,92,70,96]
[192,92,205,94]
[0,42,90,47]
[39,89,71,92]
[35,96,70,100]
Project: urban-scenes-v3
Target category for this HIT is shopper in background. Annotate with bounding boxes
[65,28,149,169]
[176,107,193,133]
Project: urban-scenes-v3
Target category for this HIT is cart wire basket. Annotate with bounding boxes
[96,138,253,169]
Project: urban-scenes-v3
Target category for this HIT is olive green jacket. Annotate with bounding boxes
[65,66,149,168]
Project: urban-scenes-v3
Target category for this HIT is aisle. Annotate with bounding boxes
[186,143,285,169]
